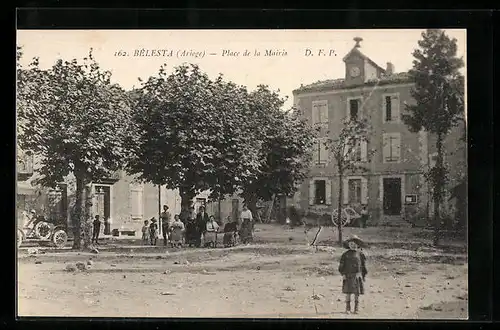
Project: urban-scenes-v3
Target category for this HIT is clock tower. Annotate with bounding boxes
[343,37,386,85]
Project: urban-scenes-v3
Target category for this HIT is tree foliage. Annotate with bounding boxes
[127,64,315,221]
[17,48,133,249]
[403,29,465,135]
[127,64,262,214]
[239,86,316,218]
[402,29,465,245]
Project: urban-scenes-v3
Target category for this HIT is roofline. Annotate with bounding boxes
[293,82,415,98]
[293,78,414,95]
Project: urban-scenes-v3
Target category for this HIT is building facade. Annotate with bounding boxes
[16,152,244,237]
[292,38,466,226]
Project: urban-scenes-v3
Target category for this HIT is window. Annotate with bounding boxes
[385,96,392,121]
[383,133,401,163]
[309,178,332,206]
[428,152,445,168]
[343,177,368,205]
[345,138,368,163]
[313,137,328,165]
[348,179,362,204]
[347,97,362,120]
[312,100,329,127]
[350,143,362,162]
[130,184,144,220]
[314,180,326,205]
[382,93,400,123]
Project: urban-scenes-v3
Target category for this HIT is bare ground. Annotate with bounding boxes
[17,225,468,319]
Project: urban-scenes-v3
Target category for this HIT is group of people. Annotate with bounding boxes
[140,204,255,248]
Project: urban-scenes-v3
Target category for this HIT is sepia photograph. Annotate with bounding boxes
[16,28,467,319]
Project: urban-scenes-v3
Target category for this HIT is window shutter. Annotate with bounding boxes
[382,96,387,123]
[130,184,144,219]
[360,139,368,162]
[392,95,400,122]
[312,104,319,125]
[320,102,329,123]
[382,134,390,162]
[312,139,319,164]
[393,134,401,160]
[319,138,328,164]
[342,178,349,204]
[325,179,332,205]
[361,177,368,204]
[309,180,315,205]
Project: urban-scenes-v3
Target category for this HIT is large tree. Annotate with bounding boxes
[326,118,373,245]
[403,29,465,246]
[127,64,261,219]
[17,48,133,249]
[240,85,316,222]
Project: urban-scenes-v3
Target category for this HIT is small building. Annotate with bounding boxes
[292,37,466,227]
[16,151,244,237]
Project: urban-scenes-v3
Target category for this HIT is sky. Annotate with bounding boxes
[17,29,466,110]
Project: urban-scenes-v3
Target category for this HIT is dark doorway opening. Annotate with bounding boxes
[383,178,402,215]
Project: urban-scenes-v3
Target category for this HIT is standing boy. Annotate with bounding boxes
[338,235,368,314]
[149,218,158,246]
[161,205,172,246]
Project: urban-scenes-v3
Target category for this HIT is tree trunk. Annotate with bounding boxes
[72,177,84,250]
[265,194,276,223]
[179,186,195,223]
[433,134,444,246]
[82,184,93,248]
[337,169,344,246]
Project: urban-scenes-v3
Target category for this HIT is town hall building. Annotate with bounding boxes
[292,37,466,226]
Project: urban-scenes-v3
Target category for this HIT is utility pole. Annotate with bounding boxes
[158,185,161,236]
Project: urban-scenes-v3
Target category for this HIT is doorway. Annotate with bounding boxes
[383,178,402,215]
[94,185,111,235]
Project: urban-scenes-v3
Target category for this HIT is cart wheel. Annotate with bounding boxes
[52,230,68,248]
[17,229,24,248]
[332,212,348,227]
[34,221,52,240]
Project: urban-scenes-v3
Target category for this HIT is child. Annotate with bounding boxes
[338,235,368,314]
[142,220,149,244]
[149,218,158,246]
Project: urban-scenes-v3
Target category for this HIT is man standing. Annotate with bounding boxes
[92,215,102,245]
[160,205,172,246]
[195,206,209,248]
[359,205,369,228]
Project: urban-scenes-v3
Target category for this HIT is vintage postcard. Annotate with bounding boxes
[16,29,467,319]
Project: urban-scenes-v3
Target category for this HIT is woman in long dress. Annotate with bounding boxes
[239,205,253,244]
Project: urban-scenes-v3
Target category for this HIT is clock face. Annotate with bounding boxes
[350,66,361,77]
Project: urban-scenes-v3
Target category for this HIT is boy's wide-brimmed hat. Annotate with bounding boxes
[151,218,157,222]
[343,235,366,248]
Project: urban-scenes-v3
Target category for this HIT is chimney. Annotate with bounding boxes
[353,37,363,48]
[386,62,395,75]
